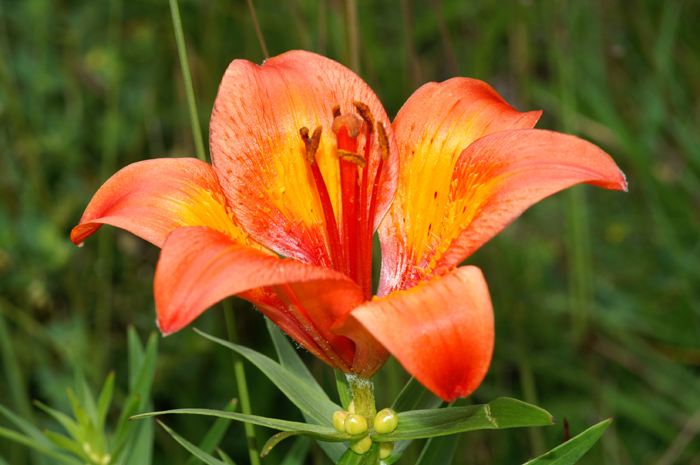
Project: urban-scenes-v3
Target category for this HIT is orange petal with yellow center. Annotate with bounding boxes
[70,158,252,248]
[155,226,373,373]
[379,78,541,294]
[210,50,398,268]
[348,266,494,402]
[380,129,627,292]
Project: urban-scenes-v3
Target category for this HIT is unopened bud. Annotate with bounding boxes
[332,410,348,433]
[344,414,368,435]
[373,408,399,434]
[350,436,373,455]
[347,401,356,414]
[379,441,394,459]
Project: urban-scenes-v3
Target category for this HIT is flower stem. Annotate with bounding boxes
[347,375,376,424]
[168,0,206,162]
[224,299,260,465]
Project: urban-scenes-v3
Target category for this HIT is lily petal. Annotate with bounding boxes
[210,50,398,267]
[155,226,368,373]
[379,78,541,294]
[381,129,627,292]
[348,266,494,402]
[70,158,251,248]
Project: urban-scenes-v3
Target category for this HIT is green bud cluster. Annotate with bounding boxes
[330,406,398,459]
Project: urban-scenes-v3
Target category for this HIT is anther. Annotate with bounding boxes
[332,104,341,118]
[337,150,367,168]
[300,126,323,165]
[353,101,375,133]
[377,122,390,161]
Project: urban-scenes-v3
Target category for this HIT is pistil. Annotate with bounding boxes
[300,127,344,273]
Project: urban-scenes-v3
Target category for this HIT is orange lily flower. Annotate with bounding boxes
[71,51,626,401]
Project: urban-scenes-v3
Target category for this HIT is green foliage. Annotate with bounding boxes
[0,328,157,464]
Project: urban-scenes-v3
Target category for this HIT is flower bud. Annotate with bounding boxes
[373,408,399,434]
[332,410,348,433]
[379,441,394,460]
[344,414,368,435]
[350,436,373,455]
[347,401,356,414]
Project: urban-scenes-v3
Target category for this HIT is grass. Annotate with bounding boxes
[1,0,698,463]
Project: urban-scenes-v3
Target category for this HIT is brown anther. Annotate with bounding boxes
[332,114,362,138]
[337,149,367,168]
[332,105,341,118]
[353,101,374,133]
[300,127,310,143]
[377,122,390,161]
[301,126,323,165]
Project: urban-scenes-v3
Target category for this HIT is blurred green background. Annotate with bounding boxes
[1,0,699,463]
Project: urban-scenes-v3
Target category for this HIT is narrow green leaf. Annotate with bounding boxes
[65,388,92,436]
[280,436,312,465]
[415,434,459,465]
[266,319,321,392]
[373,398,554,441]
[120,412,155,465]
[126,326,144,391]
[42,430,88,461]
[216,448,237,465]
[335,370,353,411]
[0,426,83,465]
[194,328,340,425]
[112,394,144,457]
[337,442,380,465]
[158,420,228,465]
[523,419,612,465]
[131,408,351,443]
[391,377,443,413]
[33,401,82,442]
[69,354,98,427]
[185,399,239,465]
[0,403,53,447]
[97,371,115,432]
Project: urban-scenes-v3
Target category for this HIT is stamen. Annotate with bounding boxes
[332,104,341,118]
[337,149,367,167]
[377,122,389,161]
[353,101,375,133]
[300,126,344,272]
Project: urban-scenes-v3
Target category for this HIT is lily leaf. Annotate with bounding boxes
[337,443,380,465]
[216,448,237,465]
[414,434,459,465]
[194,328,340,425]
[372,397,554,441]
[391,376,443,413]
[184,399,238,465]
[523,419,612,465]
[0,426,83,465]
[131,408,353,443]
[280,436,312,465]
[265,319,322,392]
[157,420,228,465]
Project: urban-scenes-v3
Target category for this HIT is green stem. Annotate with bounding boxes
[223,300,260,465]
[347,375,376,425]
[168,0,206,162]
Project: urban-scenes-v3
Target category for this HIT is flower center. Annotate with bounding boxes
[300,102,389,299]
